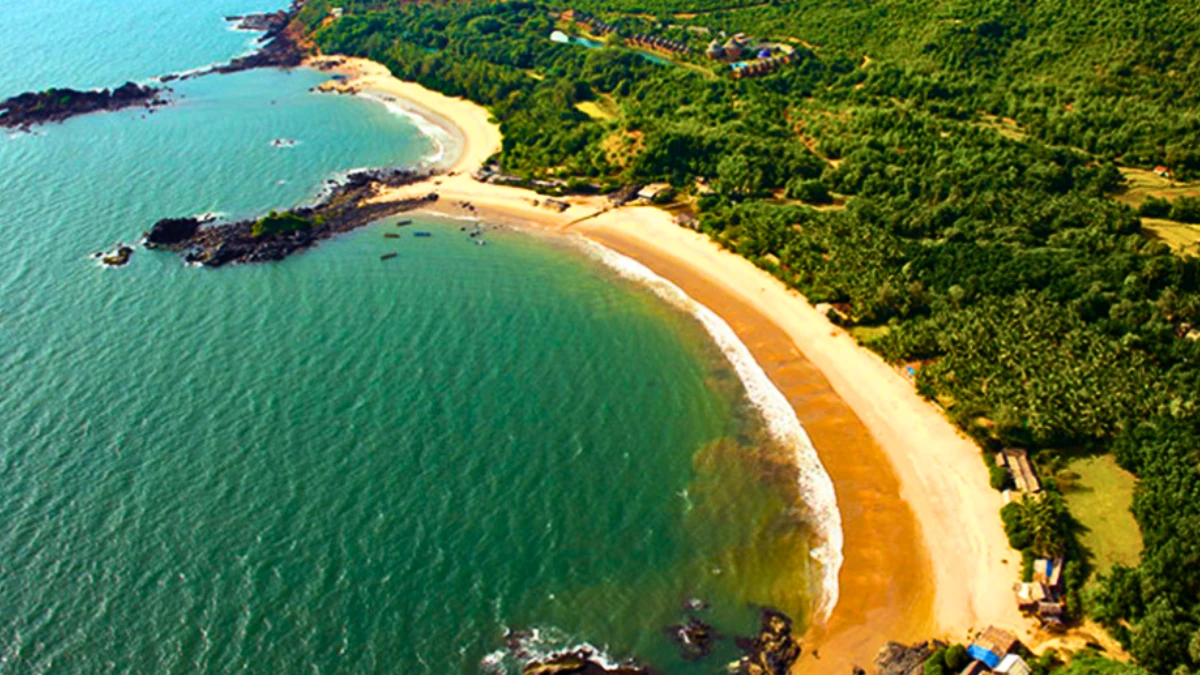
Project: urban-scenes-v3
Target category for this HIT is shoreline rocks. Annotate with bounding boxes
[168,1,308,82]
[147,168,436,267]
[522,650,651,675]
[735,610,803,675]
[0,82,167,130]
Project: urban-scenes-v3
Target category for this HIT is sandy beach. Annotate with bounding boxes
[309,55,1030,670]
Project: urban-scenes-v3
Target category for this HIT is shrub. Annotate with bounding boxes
[1169,196,1200,224]
[1139,196,1172,219]
[990,463,1011,491]
[1001,501,1032,550]
[251,211,313,238]
[786,177,834,204]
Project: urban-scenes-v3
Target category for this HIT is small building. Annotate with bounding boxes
[1002,448,1041,493]
[968,626,1019,669]
[543,198,570,212]
[637,182,673,202]
[561,8,577,23]
[1012,581,1050,611]
[608,184,642,207]
[706,39,726,59]
[330,7,344,19]
[995,654,1032,675]
[961,661,991,675]
[1033,557,1064,593]
[1154,165,1173,179]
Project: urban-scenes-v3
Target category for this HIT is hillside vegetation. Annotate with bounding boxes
[306,0,1200,671]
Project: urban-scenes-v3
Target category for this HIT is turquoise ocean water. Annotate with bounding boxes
[0,3,831,672]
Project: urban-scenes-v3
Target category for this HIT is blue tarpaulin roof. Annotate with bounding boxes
[968,645,1002,669]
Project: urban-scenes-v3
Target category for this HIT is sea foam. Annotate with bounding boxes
[579,237,845,622]
[357,92,457,170]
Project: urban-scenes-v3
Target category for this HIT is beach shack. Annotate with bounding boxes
[1001,448,1041,493]
[995,655,1032,675]
[637,183,674,202]
[1033,557,1064,593]
[967,626,1019,668]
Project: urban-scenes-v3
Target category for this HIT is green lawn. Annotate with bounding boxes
[1060,455,1144,576]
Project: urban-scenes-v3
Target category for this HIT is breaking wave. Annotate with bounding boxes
[578,237,844,622]
[357,91,458,170]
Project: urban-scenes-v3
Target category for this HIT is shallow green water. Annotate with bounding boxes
[0,4,826,672]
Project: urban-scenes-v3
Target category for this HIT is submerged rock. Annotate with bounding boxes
[100,244,134,267]
[523,650,650,675]
[666,616,717,661]
[735,610,803,675]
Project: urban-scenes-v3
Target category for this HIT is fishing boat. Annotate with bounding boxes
[383,233,399,239]
[394,219,413,227]
[380,253,398,260]
[414,231,432,238]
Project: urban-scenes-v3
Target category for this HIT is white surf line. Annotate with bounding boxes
[578,236,845,622]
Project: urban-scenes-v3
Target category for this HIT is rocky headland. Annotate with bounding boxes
[0,82,167,130]
[145,168,436,267]
[166,1,308,81]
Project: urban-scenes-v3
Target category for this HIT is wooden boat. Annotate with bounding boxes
[383,233,399,239]
[380,253,398,260]
[394,219,413,227]
[414,231,432,238]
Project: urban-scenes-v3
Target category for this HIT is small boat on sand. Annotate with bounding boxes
[380,253,398,261]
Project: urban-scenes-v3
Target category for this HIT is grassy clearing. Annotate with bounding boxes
[575,100,615,121]
[1115,167,1200,207]
[1059,455,1144,576]
[1141,218,1200,254]
[848,324,891,343]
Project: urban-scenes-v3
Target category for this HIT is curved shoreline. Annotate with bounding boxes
[577,237,845,622]
[312,54,1029,670]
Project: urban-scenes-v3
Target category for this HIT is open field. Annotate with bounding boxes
[1141,218,1200,254]
[1115,167,1200,207]
[1059,455,1143,576]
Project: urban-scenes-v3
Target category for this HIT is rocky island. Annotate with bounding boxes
[145,168,437,267]
[0,82,167,130]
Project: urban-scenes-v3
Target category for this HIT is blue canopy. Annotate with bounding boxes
[968,645,1002,669]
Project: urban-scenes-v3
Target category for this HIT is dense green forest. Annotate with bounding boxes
[303,0,1200,671]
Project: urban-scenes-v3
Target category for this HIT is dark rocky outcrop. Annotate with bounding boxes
[0,82,167,129]
[175,2,307,81]
[666,616,717,661]
[149,168,436,267]
[144,216,211,247]
[100,244,134,267]
[874,640,946,675]
[522,650,650,675]
[735,610,803,675]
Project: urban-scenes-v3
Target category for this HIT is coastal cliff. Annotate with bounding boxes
[146,168,436,267]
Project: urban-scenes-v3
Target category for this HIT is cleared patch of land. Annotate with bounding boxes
[574,99,617,121]
[1059,455,1143,576]
[1115,167,1200,207]
[1141,218,1200,254]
